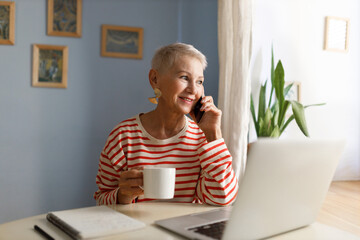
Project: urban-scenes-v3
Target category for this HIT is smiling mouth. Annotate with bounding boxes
[179,97,194,103]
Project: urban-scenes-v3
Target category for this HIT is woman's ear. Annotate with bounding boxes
[148,69,158,88]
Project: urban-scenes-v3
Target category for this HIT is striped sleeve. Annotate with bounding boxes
[93,122,130,205]
[195,138,238,206]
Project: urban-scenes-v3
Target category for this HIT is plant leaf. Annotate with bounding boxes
[280,103,326,135]
[274,61,285,112]
[278,100,290,128]
[258,81,267,122]
[304,103,326,108]
[291,101,309,137]
[263,108,273,136]
[284,83,294,99]
[258,109,273,137]
[250,94,259,136]
[259,117,265,136]
[280,115,295,134]
[270,98,277,112]
[270,126,280,138]
[272,101,279,127]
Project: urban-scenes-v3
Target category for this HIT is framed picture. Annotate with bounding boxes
[101,25,143,59]
[32,44,68,88]
[47,0,82,38]
[0,1,15,45]
[324,16,349,52]
[285,81,301,102]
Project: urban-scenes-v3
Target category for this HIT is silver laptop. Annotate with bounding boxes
[155,138,345,240]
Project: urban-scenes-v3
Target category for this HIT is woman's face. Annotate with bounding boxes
[157,55,204,115]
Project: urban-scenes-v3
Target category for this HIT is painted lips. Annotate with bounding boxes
[179,97,194,104]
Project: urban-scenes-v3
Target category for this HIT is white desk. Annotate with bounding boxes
[0,202,359,239]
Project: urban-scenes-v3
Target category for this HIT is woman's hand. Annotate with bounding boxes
[190,96,222,142]
[117,167,144,204]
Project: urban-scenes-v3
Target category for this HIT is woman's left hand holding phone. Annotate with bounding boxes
[117,167,144,204]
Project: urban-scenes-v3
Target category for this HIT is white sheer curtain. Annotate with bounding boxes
[217,0,252,179]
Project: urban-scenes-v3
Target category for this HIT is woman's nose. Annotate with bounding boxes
[186,82,197,94]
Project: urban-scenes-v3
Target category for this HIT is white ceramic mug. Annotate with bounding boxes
[142,167,176,199]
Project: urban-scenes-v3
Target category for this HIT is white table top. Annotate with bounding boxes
[0,202,359,240]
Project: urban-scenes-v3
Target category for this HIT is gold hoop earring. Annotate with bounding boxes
[148,88,162,104]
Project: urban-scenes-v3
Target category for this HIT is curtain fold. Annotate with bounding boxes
[218,0,252,179]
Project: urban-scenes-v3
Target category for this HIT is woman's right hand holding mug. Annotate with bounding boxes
[117,167,144,204]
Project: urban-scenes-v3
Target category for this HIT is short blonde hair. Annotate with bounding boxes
[151,42,207,73]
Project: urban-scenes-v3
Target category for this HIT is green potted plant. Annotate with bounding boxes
[250,49,324,138]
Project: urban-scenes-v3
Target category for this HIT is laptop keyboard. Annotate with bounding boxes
[188,220,228,240]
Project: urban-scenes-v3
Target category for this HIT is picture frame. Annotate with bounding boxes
[32,44,68,88]
[0,1,15,45]
[47,0,82,38]
[285,81,301,102]
[101,25,143,59]
[324,16,350,52]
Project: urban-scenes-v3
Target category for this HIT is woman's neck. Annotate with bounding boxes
[140,108,186,139]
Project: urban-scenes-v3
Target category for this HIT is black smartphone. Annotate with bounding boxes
[193,97,204,123]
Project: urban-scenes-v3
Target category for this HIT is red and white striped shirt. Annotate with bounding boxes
[94,114,238,206]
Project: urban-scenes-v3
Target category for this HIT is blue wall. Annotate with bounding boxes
[0,0,218,223]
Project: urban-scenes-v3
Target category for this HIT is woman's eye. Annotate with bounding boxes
[180,76,189,80]
[197,80,204,85]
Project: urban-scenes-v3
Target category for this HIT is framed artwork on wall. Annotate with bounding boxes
[47,0,82,38]
[324,16,349,52]
[32,44,68,88]
[101,25,143,59]
[0,1,15,45]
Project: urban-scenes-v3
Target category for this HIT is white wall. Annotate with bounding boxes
[250,0,360,180]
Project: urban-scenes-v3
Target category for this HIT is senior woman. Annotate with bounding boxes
[94,43,238,206]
